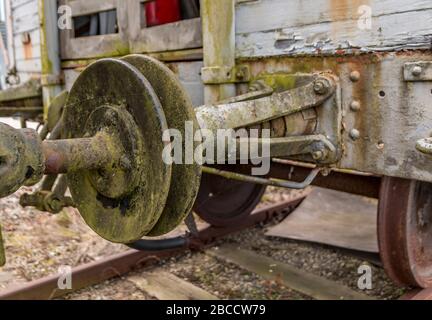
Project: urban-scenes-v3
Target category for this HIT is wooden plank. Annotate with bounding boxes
[148,48,203,62]
[266,187,379,253]
[130,18,202,54]
[65,0,117,17]
[170,61,204,107]
[61,33,129,60]
[15,58,41,73]
[11,0,34,9]
[236,0,432,34]
[202,0,236,104]
[0,79,41,102]
[13,29,41,49]
[128,271,219,300]
[208,245,373,300]
[236,5,432,57]
[14,44,41,61]
[60,0,130,60]
[12,0,39,34]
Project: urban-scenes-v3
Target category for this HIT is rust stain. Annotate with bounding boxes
[23,42,33,60]
[329,0,371,21]
[329,0,371,44]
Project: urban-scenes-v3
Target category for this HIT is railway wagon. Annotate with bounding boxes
[0,0,432,290]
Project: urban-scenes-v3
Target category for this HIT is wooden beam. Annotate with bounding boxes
[208,244,374,300]
[128,271,219,300]
[201,0,236,103]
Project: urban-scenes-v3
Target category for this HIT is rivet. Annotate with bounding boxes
[350,71,361,82]
[376,141,385,150]
[412,66,422,77]
[312,150,324,161]
[350,129,361,140]
[350,101,361,112]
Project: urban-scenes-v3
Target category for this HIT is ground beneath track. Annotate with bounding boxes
[0,186,406,300]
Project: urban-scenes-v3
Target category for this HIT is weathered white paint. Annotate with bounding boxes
[8,0,42,83]
[236,0,432,58]
[174,61,204,107]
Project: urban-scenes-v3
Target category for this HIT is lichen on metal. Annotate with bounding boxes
[120,55,202,237]
[195,74,336,132]
[63,58,172,243]
[0,123,44,198]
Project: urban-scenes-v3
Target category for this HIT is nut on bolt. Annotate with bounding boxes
[312,150,324,161]
[313,79,331,95]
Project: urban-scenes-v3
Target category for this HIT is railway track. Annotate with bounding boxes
[0,196,429,301]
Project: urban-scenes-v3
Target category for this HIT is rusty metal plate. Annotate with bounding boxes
[121,55,202,237]
[63,58,171,243]
[241,52,432,184]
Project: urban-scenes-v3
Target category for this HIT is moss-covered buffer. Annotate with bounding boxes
[60,56,202,243]
[62,58,172,244]
[120,55,202,237]
[0,123,44,198]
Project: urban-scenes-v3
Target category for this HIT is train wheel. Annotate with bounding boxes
[194,172,266,227]
[378,177,432,288]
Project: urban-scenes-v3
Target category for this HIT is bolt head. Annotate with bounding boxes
[412,66,422,77]
[312,150,324,161]
[350,129,361,141]
[350,101,361,112]
[350,71,361,82]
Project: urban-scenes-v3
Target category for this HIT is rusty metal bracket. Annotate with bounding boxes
[266,134,338,164]
[201,65,251,84]
[404,61,432,81]
[20,174,75,214]
[223,134,338,165]
[196,74,336,132]
[20,191,74,214]
[0,123,45,198]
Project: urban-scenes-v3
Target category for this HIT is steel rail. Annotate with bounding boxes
[0,198,304,300]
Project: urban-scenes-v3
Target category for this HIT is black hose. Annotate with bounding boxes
[127,236,188,251]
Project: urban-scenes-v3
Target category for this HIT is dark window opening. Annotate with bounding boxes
[73,9,118,38]
[142,0,200,28]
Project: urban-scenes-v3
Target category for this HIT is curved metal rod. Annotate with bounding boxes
[202,167,321,190]
[127,236,188,251]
